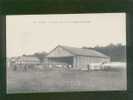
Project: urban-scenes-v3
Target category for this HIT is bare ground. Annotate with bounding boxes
[7,68,127,94]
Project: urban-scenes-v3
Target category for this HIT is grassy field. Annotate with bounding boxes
[7,68,127,94]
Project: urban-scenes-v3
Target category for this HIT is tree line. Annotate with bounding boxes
[82,43,126,62]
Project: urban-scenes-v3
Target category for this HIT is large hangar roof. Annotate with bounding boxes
[47,45,110,58]
[60,45,109,58]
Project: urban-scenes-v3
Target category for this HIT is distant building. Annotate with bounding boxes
[46,45,110,70]
[9,56,40,71]
[15,56,40,65]
[10,56,40,66]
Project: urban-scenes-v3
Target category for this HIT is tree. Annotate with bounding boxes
[33,52,47,63]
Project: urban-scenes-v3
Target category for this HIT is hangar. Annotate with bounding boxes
[46,45,110,70]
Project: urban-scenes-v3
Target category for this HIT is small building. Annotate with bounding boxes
[15,56,40,65]
[10,56,40,67]
[9,56,40,71]
[46,45,110,70]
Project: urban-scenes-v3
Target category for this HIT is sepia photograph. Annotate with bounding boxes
[6,13,126,94]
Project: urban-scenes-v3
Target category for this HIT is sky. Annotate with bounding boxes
[6,13,126,57]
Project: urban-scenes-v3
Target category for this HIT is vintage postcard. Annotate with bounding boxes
[6,13,126,93]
